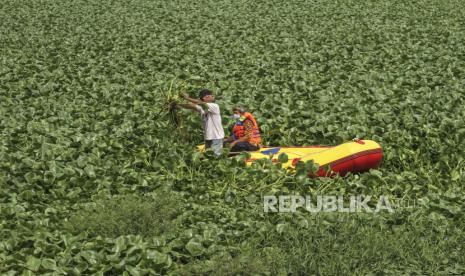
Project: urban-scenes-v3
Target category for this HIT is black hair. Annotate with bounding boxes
[233,106,245,113]
[198,89,213,100]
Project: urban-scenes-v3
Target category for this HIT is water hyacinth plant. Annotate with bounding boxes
[0,0,464,274]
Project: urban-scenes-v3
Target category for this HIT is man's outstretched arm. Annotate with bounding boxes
[183,94,208,110]
[177,103,199,111]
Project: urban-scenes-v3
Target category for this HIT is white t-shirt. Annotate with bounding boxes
[195,103,225,140]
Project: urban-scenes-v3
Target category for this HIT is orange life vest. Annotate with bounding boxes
[232,112,261,145]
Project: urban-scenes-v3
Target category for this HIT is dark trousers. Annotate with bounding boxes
[231,141,259,152]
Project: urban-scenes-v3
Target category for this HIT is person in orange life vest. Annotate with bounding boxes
[226,106,262,152]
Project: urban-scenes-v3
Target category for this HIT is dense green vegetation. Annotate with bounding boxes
[1,0,464,274]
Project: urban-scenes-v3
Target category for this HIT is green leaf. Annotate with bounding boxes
[278,153,288,164]
[185,240,204,256]
[125,265,140,276]
[146,250,168,265]
[370,169,383,178]
[451,170,460,181]
[84,165,96,178]
[41,258,57,271]
[66,187,82,199]
[24,172,37,184]
[113,237,128,253]
[19,190,34,201]
[21,270,35,276]
[276,223,287,234]
[26,256,41,272]
[80,250,98,265]
[305,160,320,174]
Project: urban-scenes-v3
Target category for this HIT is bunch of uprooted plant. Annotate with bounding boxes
[159,80,183,128]
[156,78,208,142]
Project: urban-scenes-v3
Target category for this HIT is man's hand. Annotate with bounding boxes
[182,93,190,100]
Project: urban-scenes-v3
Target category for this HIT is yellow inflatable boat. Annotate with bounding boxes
[199,139,383,177]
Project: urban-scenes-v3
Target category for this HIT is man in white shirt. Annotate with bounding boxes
[177,89,225,156]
